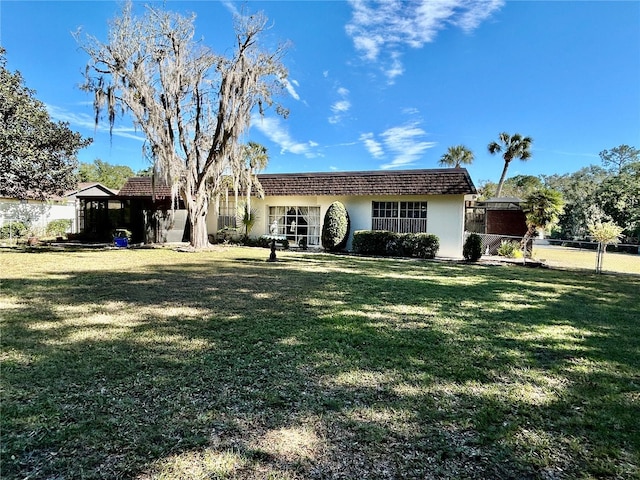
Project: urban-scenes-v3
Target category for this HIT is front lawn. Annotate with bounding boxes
[1,247,638,479]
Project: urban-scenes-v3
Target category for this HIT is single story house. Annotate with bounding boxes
[115,168,477,258]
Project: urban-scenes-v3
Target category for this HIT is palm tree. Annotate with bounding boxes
[240,141,268,213]
[438,145,474,168]
[487,132,533,197]
[521,188,563,260]
[229,141,268,240]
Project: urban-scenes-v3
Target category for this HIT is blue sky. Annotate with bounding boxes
[1,0,639,185]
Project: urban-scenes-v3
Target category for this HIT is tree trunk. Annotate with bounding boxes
[521,225,535,263]
[595,242,604,274]
[495,160,511,198]
[190,211,210,249]
[184,187,211,249]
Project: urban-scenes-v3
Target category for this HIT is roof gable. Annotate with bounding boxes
[73,183,119,198]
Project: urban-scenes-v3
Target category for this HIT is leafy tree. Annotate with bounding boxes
[136,166,153,176]
[0,48,91,200]
[76,3,287,249]
[589,221,623,274]
[438,145,474,168]
[599,144,640,173]
[477,175,543,200]
[596,161,640,237]
[475,180,497,199]
[77,159,135,190]
[543,165,608,239]
[487,132,533,198]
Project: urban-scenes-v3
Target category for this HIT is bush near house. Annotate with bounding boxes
[46,219,72,238]
[497,240,523,258]
[353,231,439,259]
[463,233,483,261]
[0,221,27,239]
[322,201,350,252]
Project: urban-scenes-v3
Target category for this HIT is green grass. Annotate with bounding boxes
[1,246,639,479]
[532,244,640,275]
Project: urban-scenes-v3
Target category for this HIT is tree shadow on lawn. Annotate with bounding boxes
[1,252,639,479]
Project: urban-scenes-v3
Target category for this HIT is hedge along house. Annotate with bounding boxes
[116,169,476,258]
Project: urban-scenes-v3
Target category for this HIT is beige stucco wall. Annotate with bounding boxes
[210,193,467,259]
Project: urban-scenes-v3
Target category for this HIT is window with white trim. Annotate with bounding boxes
[268,206,321,246]
[372,201,428,233]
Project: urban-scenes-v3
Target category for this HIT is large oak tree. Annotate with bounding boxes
[76,3,287,249]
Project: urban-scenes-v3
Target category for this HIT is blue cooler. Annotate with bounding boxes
[114,237,128,248]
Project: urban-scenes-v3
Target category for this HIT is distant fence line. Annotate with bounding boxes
[464,232,640,275]
[464,232,640,256]
[464,233,524,256]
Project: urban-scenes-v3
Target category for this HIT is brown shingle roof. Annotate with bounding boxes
[118,177,172,198]
[118,169,476,199]
[258,169,476,196]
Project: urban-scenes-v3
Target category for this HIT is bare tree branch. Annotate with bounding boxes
[75,2,287,248]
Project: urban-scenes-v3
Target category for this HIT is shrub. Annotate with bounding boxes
[411,233,440,259]
[352,231,439,259]
[253,236,289,250]
[298,237,308,250]
[46,219,72,237]
[352,231,392,255]
[0,221,28,239]
[247,236,272,248]
[497,240,521,258]
[463,233,483,261]
[321,201,350,251]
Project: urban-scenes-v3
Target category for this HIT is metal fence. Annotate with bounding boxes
[466,232,640,275]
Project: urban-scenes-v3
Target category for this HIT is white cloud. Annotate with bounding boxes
[328,87,351,124]
[251,115,317,157]
[360,132,384,158]
[385,51,404,82]
[402,107,420,116]
[220,1,239,16]
[46,104,145,142]
[359,121,436,169]
[282,78,300,101]
[346,0,504,80]
[332,100,351,114]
